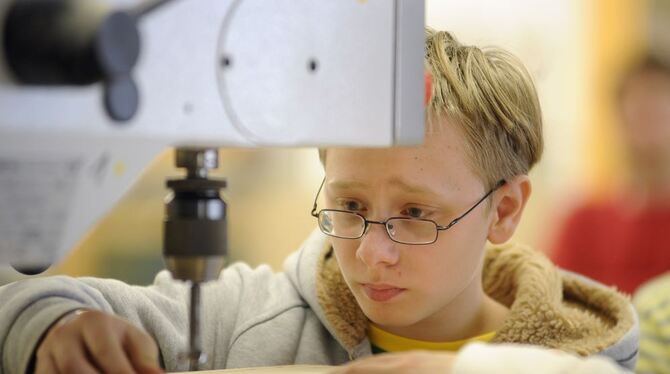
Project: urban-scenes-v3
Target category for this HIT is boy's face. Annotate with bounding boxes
[324,121,495,331]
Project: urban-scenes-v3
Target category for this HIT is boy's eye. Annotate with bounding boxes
[345,201,360,211]
[402,207,424,218]
[337,199,363,212]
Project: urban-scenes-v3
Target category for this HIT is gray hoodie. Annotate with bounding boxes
[0,230,639,373]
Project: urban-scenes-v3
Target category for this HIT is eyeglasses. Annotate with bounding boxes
[310,179,505,245]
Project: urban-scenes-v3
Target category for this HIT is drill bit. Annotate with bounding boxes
[188,282,206,370]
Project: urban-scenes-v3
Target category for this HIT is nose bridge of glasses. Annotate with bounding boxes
[364,218,402,242]
[361,218,390,236]
[362,218,384,230]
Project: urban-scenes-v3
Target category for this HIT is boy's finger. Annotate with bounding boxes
[51,339,102,374]
[124,325,163,372]
[34,351,60,374]
[81,323,135,374]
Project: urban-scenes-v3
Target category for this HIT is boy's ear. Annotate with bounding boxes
[487,175,532,244]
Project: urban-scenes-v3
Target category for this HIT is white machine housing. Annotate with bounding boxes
[0,0,425,268]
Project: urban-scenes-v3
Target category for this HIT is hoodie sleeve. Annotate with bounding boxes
[451,343,632,374]
[0,262,303,374]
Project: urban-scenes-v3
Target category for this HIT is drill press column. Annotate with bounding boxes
[163,148,227,370]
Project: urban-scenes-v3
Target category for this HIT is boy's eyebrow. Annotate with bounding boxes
[387,177,444,198]
[326,180,367,191]
[327,178,444,198]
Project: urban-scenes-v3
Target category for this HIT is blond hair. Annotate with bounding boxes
[320,29,543,189]
[426,28,543,188]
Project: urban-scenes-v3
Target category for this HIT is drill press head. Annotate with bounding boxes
[163,148,227,283]
[163,148,228,369]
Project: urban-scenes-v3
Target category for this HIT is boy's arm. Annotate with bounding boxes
[331,344,632,373]
[0,262,281,374]
[0,261,303,374]
[0,272,192,374]
[451,343,632,374]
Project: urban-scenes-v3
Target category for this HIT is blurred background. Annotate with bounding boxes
[1,0,667,286]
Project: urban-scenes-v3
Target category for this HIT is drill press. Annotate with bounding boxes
[163,148,227,370]
[0,0,425,370]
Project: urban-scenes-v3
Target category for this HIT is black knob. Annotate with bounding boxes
[11,263,51,275]
[3,0,141,122]
[95,11,140,77]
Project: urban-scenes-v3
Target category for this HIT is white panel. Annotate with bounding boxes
[0,0,425,267]
[218,0,395,146]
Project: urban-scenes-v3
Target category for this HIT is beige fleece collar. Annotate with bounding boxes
[316,242,633,355]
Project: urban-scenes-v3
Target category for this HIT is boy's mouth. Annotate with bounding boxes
[361,283,406,302]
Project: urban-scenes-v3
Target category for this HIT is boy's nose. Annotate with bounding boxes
[356,223,400,268]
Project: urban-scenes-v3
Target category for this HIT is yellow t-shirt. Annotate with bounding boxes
[368,323,496,354]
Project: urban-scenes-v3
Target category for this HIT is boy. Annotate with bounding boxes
[0,29,637,373]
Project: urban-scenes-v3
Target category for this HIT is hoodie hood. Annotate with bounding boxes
[284,230,638,367]
[284,229,368,356]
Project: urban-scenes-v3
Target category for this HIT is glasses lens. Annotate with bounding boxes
[319,210,365,239]
[386,218,437,244]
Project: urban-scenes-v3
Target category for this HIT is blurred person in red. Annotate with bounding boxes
[551,55,670,294]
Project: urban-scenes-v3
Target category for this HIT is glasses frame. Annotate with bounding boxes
[310,178,506,245]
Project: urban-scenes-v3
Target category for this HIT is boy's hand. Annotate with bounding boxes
[35,309,164,374]
[330,350,456,374]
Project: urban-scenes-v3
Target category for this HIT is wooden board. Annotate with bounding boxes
[178,365,333,373]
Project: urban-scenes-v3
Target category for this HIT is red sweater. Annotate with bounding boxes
[551,200,670,294]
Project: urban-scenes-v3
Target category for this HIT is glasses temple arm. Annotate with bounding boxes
[311,177,326,217]
[436,179,506,230]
